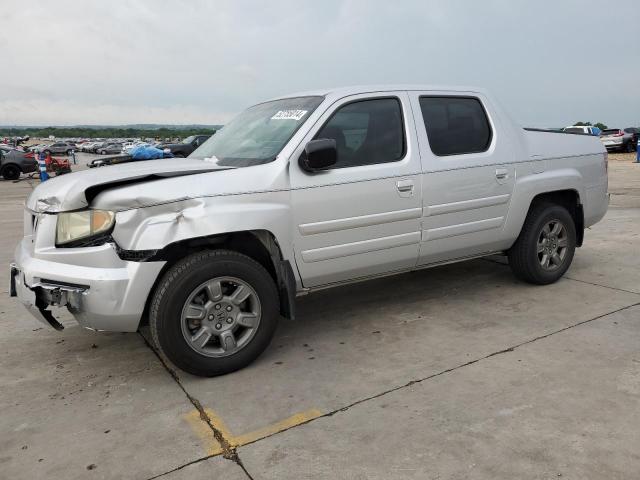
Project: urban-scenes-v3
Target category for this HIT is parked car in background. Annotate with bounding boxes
[0,146,37,180]
[122,142,152,154]
[42,142,74,155]
[89,141,109,153]
[28,144,48,153]
[563,125,601,136]
[10,86,609,376]
[600,128,638,153]
[158,134,211,157]
[81,142,99,152]
[121,142,136,153]
[97,143,123,155]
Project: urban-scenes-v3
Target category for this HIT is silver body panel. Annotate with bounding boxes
[12,85,609,331]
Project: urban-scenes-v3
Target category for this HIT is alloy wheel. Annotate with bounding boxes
[537,219,568,271]
[180,276,261,357]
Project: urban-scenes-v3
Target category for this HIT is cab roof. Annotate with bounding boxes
[267,84,488,103]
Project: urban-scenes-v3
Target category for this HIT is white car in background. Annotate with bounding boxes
[123,142,151,154]
[563,125,601,136]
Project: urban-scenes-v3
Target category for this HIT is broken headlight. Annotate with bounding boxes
[56,210,115,246]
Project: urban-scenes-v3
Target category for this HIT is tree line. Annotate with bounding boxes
[0,126,217,139]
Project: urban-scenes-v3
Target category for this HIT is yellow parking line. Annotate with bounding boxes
[184,409,225,455]
[184,407,323,455]
[230,408,322,447]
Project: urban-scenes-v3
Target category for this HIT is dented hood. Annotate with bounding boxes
[26,159,228,213]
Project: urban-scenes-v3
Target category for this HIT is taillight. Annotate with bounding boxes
[25,152,34,158]
[614,130,624,137]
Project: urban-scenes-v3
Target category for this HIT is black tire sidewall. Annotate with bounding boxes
[2,165,20,180]
[521,205,576,283]
[151,252,279,376]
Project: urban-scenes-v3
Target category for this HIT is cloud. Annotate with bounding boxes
[0,0,638,127]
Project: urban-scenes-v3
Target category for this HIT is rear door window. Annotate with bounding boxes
[419,96,492,156]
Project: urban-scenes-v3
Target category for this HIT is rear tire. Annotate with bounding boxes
[150,250,279,376]
[508,202,576,285]
[2,164,20,180]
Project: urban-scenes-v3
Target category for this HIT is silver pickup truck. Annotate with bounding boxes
[10,86,609,376]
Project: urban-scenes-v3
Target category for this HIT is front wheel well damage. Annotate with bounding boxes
[139,230,296,326]
[528,189,584,247]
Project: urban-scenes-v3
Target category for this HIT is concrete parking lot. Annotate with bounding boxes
[1,153,639,479]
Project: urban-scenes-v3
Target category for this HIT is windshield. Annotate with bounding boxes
[190,96,324,166]
[182,135,196,144]
[602,129,620,136]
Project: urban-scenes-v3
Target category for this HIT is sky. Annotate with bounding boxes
[0,0,638,128]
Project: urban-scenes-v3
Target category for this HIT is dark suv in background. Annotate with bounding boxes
[158,134,212,157]
[42,142,75,155]
[0,146,37,180]
[600,128,638,153]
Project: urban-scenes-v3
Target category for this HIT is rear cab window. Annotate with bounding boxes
[418,96,492,156]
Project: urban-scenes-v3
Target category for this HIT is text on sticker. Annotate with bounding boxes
[271,110,308,121]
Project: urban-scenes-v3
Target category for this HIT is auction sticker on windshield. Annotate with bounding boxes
[271,110,308,121]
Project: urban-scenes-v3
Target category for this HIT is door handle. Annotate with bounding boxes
[396,179,414,193]
[495,168,509,180]
[396,179,414,198]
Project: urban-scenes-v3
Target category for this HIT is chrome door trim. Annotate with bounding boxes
[423,216,504,241]
[301,231,421,263]
[298,207,422,236]
[426,193,510,217]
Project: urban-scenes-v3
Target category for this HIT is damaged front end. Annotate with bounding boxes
[10,265,86,330]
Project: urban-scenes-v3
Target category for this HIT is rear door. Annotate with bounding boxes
[409,92,516,265]
[290,92,423,287]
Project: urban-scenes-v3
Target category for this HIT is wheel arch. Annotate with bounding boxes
[532,189,583,246]
[513,189,584,248]
[1,162,23,178]
[138,229,297,324]
[1,161,22,173]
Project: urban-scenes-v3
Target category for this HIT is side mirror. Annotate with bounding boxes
[299,138,337,172]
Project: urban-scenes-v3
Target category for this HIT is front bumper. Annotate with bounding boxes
[11,236,165,332]
[602,140,624,150]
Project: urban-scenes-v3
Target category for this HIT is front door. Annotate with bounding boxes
[290,92,423,288]
[409,92,516,265]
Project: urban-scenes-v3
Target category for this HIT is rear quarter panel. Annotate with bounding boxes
[502,130,608,242]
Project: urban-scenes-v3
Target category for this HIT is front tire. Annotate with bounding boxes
[149,250,279,376]
[508,203,576,285]
[2,164,20,180]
